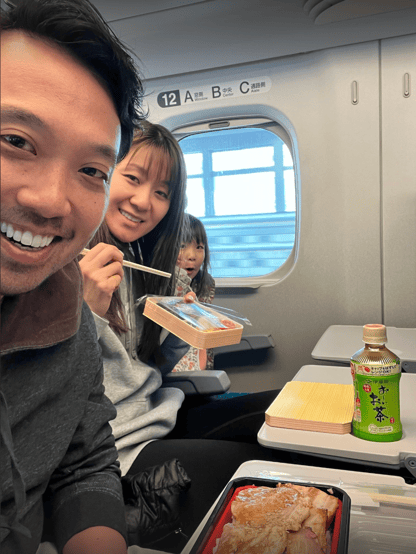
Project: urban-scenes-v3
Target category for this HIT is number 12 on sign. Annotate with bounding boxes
[157,90,181,108]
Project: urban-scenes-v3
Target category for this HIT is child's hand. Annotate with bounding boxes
[79,243,124,317]
[174,266,192,297]
[183,291,197,303]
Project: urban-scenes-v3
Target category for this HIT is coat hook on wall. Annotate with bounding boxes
[403,73,411,98]
[351,81,359,105]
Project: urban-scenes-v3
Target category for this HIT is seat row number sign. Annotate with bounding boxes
[157,77,271,108]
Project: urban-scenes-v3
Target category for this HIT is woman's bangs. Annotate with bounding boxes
[151,148,172,182]
[130,145,173,193]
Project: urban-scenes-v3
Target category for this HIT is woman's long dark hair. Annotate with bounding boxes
[182,214,212,299]
[89,122,187,362]
[133,122,187,362]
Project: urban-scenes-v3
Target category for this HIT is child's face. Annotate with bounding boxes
[105,145,171,243]
[177,239,205,280]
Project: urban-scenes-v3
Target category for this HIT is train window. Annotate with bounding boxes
[175,118,297,284]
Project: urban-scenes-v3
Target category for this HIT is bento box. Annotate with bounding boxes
[189,477,351,554]
[143,296,243,349]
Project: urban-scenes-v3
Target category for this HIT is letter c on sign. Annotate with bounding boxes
[240,81,249,94]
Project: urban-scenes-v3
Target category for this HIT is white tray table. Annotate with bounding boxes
[258,365,416,478]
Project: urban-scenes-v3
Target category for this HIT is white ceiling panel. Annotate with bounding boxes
[91,0,213,22]
[88,1,416,78]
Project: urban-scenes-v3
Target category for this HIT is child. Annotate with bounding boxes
[173,214,215,371]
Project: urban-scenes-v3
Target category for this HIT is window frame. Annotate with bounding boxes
[173,116,300,288]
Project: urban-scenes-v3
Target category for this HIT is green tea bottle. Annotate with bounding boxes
[350,324,402,442]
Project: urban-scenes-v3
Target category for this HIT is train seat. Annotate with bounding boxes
[161,334,274,395]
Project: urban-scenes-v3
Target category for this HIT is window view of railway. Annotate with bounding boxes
[180,127,296,278]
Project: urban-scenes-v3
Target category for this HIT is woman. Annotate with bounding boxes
[79,122,290,549]
[79,122,189,475]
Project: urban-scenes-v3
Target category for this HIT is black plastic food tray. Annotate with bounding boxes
[190,476,351,554]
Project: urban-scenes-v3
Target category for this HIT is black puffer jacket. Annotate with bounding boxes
[122,458,191,553]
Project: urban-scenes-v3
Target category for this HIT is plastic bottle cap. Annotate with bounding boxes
[363,323,387,344]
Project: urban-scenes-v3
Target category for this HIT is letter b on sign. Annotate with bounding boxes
[212,86,221,99]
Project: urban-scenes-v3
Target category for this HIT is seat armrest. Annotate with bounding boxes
[214,334,274,356]
[161,370,231,396]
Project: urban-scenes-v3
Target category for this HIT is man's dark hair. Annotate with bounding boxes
[1,0,145,161]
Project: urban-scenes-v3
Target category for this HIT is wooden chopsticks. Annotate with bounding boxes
[81,248,171,279]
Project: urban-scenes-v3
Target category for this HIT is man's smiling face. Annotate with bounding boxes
[1,31,121,296]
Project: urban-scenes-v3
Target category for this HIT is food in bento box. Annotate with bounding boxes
[216,319,237,329]
[157,300,237,331]
[213,483,339,554]
[143,296,244,349]
[205,318,238,331]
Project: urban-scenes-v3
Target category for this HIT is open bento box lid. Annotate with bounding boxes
[330,480,416,554]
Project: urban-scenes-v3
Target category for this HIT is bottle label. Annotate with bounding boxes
[352,362,400,377]
[350,361,402,442]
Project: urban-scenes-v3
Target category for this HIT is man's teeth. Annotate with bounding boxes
[120,209,141,223]
[1,222,54,248]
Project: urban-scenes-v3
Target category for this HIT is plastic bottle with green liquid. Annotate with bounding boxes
[350,324,402,442]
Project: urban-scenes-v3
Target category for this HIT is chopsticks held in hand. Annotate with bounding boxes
[81,248,171,279]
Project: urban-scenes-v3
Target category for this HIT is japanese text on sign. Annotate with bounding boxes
[157,77,272,108]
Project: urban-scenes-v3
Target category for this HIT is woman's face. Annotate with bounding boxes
[105,145,171,243]
[177,239,205,280]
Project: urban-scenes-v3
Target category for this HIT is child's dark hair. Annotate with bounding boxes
[88,122,187,362]
[1,0,145,161]
[182,214,212,298]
